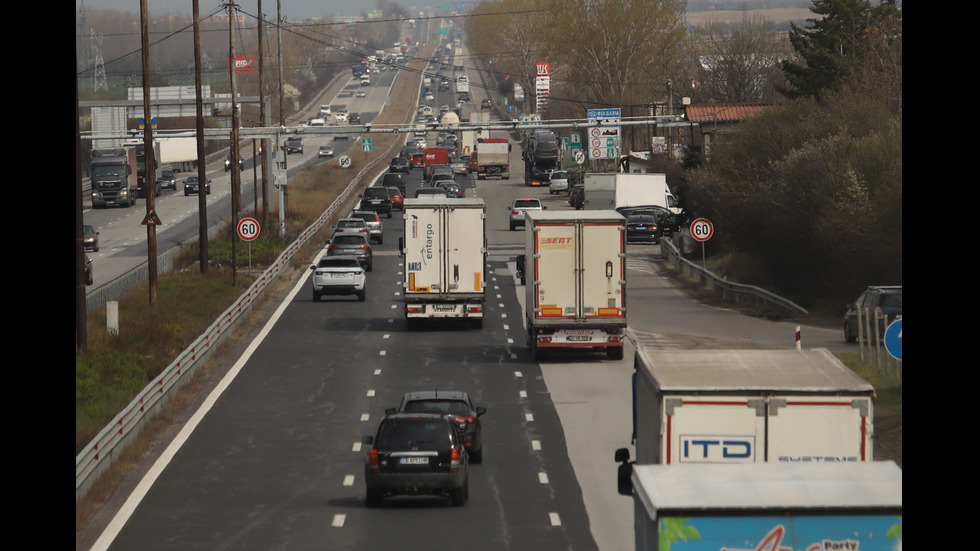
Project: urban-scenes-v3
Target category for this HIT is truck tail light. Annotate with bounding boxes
[466,305,482,314]
[539,336,552,343]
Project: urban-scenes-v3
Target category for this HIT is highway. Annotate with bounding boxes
[78,48,848,551]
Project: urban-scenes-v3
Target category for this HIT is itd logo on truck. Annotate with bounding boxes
[679,435,755,463]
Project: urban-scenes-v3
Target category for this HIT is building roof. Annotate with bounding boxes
[685,102,771,123]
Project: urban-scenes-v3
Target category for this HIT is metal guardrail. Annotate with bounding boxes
[661,232,808,315]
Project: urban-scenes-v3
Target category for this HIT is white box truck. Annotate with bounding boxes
[523,210,628,360]
[584,173,681,215]
[623,348,875,466]
[400,197,487,329]
[623,462,902,551]
[158,137,199,173]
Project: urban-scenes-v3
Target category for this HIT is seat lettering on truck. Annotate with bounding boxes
[539,237,574,247]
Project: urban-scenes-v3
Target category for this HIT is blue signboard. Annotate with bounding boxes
[884,319,902,360]
[587,108,621,119]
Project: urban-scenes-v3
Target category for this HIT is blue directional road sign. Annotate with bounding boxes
[884,319,902,360]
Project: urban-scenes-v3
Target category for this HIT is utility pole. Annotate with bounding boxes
[258,0,269,227]
[228,0,242,287]
[140,0,158,305]
[193,0,209,274]
[277,0,287,238]
[76,43,87,354]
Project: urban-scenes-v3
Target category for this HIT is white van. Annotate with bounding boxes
[319,104,331,116]
[360,74,371,86]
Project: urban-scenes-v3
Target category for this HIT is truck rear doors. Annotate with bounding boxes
[531,218,625,320]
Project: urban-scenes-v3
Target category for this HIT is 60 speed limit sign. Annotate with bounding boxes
[237,217,260,241]
[690,218,713,242]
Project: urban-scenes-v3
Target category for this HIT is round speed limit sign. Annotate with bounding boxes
[690,218,713,242]
[237,217,260,241]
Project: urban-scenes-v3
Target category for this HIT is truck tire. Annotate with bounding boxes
[607,346,624,360]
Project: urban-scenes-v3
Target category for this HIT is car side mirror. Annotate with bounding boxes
[476,406,486,416]
[361,435,374,445]
[385,407,396,415]
[615,447,634,496]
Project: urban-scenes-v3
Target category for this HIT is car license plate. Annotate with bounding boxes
[636,226,647,230]
[399,457,428,465]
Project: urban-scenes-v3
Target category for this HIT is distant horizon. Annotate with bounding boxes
[76,0,422,21]
[77,0,809,22]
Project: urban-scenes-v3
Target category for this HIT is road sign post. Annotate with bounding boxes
[884,319,902,361]
[690,218,713,269]
[237,217,260,275]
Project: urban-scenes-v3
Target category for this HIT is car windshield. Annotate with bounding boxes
[514,200,540,208]
[628,215,657,225]
[552,171,568,179]
[403,400,469,415]
[879,293,902,308]
[337,219,364,228]
[364,188,387,198]
[333,235,366,245]
[318,257,360,268]
[376,419,450,447]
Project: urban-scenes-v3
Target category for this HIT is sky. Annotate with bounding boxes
[77,0,428,21]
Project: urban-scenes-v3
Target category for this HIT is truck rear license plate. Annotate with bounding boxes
[567,335,591,342]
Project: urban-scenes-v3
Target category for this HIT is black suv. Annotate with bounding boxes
[844,286,902,343]
[362,413,469,507]
[286,137,303,154]
[359,186,393,218]
[387,391,487,463]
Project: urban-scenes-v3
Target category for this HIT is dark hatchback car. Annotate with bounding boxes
[83,224,100,252]
[381,172,406,195]
[362,412,469,507]
[183,176,211,196]
[327,233,373,271]
[389,156,411,173]
[360,186,393,218]
[626,213,661,244]
[844,286,902,343]
[286,137,304,154]
[387,390,487,463]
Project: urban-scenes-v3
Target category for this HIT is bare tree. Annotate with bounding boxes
[683,16,792,103]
